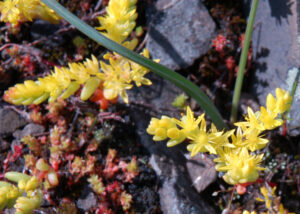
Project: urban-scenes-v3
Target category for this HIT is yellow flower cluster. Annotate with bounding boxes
[0,0,60,27]
[96,0,138,49]
[147,88,292,185]
[4,49,154,105]
[4,0,158,105]
[0,172,42,214]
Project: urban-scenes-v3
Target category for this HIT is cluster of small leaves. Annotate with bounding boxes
[0,172,42,214]
[147,88,292,185]
[14,99,142,213]
[87,149,139,213]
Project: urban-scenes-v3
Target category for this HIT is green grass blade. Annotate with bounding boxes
[230,0,259,122]
[41,0,227,130]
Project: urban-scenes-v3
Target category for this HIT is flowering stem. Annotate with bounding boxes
[41,0,228,130]
[230,0,259,122]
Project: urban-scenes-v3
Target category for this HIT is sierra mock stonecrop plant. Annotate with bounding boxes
[3,0,158,105]
[0,0,60,27]
[147,88,292,185]
[0,172,43,214]
[95,0,138,50]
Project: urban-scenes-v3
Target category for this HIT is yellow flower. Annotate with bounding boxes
[166,127,186,147]
[173,106,204,136]
[100,55,132,103]
[217,148,264,185]
[275,88,292,114]
[234,126,269,152]
[147,116,176,141]
[235,107,264,131]
[266,93,277,113]
[130,48,159,87]
[0,0,21,26]
[187,118,223,156]
[259,106,282,130]
[146,116,186,146]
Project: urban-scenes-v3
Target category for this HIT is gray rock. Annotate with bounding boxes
[185,154,217,193]
[76,187,97,211]
[242,0,300,135]
[129,75,216,214]
[0,108,27,135]
[146,0,216,70]
[13,123,45,140]
[31,20,59,39]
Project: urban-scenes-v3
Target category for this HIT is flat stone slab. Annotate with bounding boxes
[146,0,216,70]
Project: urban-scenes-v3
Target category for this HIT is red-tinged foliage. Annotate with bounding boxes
[226,56,235,71]
[212,34,228,52]
[3,87,15,103]
[90,88,118,110]
[96,202,114,214]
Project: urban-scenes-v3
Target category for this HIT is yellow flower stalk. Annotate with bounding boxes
[96,0,138,48]
[0,0,60,27]
[4,55,102,105]
[3,0,158,106]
